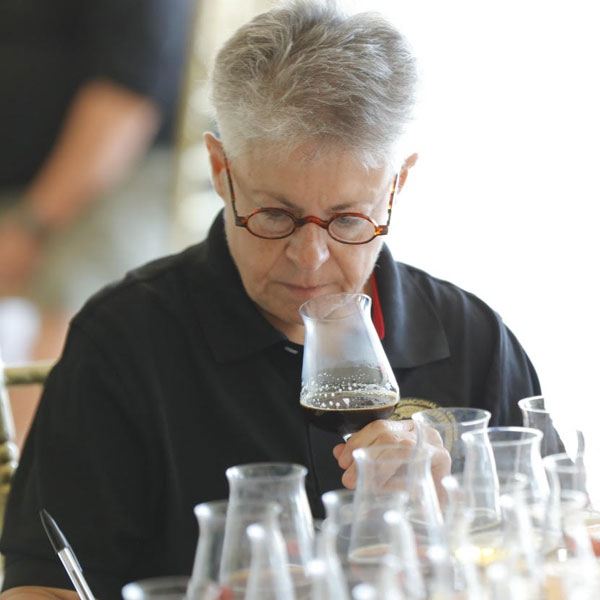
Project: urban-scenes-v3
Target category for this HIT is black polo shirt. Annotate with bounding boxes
[0,212,540,599]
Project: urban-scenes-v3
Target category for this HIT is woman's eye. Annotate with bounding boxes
[335,215,361,228]
[264,210,289,222]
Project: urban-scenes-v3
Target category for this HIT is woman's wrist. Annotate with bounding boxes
[5,202,54,242]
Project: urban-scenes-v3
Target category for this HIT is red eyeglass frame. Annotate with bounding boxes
[223,156,400,245]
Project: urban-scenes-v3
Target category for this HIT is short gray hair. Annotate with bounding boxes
[209,0,417,169]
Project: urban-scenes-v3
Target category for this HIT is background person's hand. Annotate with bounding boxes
[0,219,43,295]
[332,419,451,494]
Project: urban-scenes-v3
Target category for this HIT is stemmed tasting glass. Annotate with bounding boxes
[299,292,399,441]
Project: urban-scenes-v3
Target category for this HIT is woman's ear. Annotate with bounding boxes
[204,132,227,200]
[397,152,418,192]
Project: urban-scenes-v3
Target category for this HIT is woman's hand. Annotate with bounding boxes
[332,419,451,494]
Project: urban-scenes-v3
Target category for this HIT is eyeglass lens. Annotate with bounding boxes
[246,210,377,243]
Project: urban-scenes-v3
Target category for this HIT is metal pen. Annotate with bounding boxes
[40,509,96,600]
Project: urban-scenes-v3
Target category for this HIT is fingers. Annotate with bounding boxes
[338,419,416,469]
[332,443,344,462]
[333,419,418,489]
[411,423,451,496]
[341,441,415,490]
[332,419,452,498]
[417,423,445,449]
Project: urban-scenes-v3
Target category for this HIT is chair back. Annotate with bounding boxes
[0,360,53,536]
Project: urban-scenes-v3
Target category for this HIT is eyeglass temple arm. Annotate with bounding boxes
[378,153,417,234]
[223,155,248,227]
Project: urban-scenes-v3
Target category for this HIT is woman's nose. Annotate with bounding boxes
[285,223,330,270]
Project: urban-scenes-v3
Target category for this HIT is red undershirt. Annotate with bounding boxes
[370,272,385,340]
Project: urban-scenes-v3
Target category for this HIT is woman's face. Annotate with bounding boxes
[205,136,402,343]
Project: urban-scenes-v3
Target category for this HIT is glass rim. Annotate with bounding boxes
[441,470,529,491]
[193,498,229,519]
[517,395,547,413]
[462,426,543,447]
[352,442,434,462]
[321,488,355,504]
[298,292,371,321]
[542,452,582,471]
[122,575,190,598]
[411,406,492,427]
[225,462,307,481]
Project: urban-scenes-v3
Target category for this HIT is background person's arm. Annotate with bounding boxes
[25,78,160,230]
[0,79,160,294]
[0,586,80,600]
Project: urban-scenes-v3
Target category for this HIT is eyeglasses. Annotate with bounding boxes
[224,156,400,245]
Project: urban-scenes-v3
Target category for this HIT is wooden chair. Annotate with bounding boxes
[0,360,54,536]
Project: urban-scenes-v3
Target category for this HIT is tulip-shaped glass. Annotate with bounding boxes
[305,520,351,600]
[462,427,549,506]
[346,443,443,590]
[411,407,491,475]
[299,293,399,441]
[321,488,355,561]
[518,396,579,457]
[544,452,600,558]
[224,463,314,581]
[187,500,228,599]
[243,518,296,600]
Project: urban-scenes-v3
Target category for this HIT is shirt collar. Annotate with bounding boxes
[188,211,449,367]
[375,245,450,368]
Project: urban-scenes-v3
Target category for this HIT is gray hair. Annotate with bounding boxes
[209,0,417,169]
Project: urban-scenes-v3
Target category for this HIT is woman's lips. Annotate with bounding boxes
[281,282,329,297]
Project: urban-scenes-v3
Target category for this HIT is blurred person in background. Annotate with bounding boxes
[0,0,193,446]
